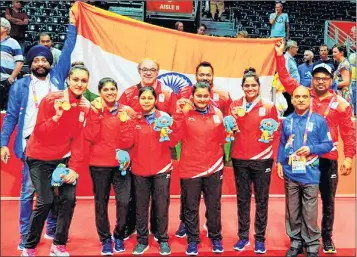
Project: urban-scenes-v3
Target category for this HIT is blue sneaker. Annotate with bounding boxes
[212,240,224,253]
[186,242,198,256]
[159,242,171,255]
[114,238,125,253]
[101,238,113,255]
[254,241,266,254]
[133,244,149,255]
[175,222,186,238]
[233,239,250,251]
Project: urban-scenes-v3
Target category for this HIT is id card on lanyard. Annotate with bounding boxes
[31,78,52,108]
[288,108,313,174]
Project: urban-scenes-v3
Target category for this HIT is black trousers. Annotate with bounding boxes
[24,158,75,248]
[0,79,11,111]
[133,172,171,245]
[319,158,338,240]
[232,159,273,242]
[90,166,131,242]
[181,170,223,243]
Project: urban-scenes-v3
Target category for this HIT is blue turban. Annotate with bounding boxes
[27,45,53,66]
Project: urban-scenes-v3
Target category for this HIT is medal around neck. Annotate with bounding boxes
[183,103,192,111]
[94,101,103,110]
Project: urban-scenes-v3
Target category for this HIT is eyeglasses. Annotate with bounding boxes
[313,77,330,82]
[139,68,157,73]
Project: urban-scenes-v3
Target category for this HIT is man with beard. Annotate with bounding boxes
[298,50,314,88]
[275,39,355,255]
[0,11,77,251]
[175,61,232,238]
[313,45,338,72]
[119,58,176,241]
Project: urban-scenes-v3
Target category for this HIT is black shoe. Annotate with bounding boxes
[307,252,319,257]
[124,229,136,241]
[323,238,337,254]
[286,247,303,257]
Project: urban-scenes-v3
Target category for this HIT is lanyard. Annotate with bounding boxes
[31,80,52,108]
[242,95,261,113]
[290,108,313,147]
[110,102,119,116]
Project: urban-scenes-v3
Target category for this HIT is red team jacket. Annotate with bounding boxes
[26,90,90,172]
[229,97,280,160]
[127,110,175,177]
[172,106,227,179]
[276,54,356,160]
[119,82,176,115]
[83,104,136,167]
[178,85,232,116]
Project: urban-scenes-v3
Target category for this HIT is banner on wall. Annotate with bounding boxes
[146,0,193,14]
[329,20,356,45]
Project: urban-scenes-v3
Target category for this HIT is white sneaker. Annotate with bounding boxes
[21,248,36,256]
[49,244,69,256]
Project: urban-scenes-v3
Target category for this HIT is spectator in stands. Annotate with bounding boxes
[269,2,289,39]
[0,10,77,252]
[277,86,333,257]
[236,31,248,38]
[313,45,337,72]
[298,50,314,87]
[39,33,62,67]
[197,24,207,35]
[285,40,300,83]
[0,17,24,111]
[5,0,29,55]
[275,39,356,255]
[332,44,352,105]
[175,21,184,32]
[210,0,225,21]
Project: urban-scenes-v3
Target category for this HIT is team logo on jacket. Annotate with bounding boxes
[158,72,192,95]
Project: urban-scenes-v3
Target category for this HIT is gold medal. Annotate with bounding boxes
[183,103,192,111]
[236,107,245,117]
[94,101,103,109]
[119,111,128,122]
[61,101,71,111]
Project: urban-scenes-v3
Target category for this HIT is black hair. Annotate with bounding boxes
[39,32,52,40]
[69,61,90,78]
[332,43,348,57]
[138,86,157,99]
[98,77,117,92]
[199,24,207,30]
[192,82,211,95]
[242,67,260,86]
[195,61,214,74]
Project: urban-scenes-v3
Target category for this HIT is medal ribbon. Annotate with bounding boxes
[242,95,261,113]
[290,107,313,148]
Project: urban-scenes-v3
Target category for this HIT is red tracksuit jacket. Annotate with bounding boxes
[83,104,136,167]
[172,106,227,179]
[178,85,232,116]
[229,97,280,160]
[127,110,175,177]
[276,54,356,160]
[119,82,176,115]
[26,89,90,172]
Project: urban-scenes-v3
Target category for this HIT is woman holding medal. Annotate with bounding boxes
[22,63,91,256]
[173,82,226,256]
[83,77,136,255]
[123,86,174,256]
[229,68,280,254]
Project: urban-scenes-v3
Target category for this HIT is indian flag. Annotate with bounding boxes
[71,2,277,100]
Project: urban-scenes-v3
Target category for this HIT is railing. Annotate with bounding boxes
[324,20,356,55]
